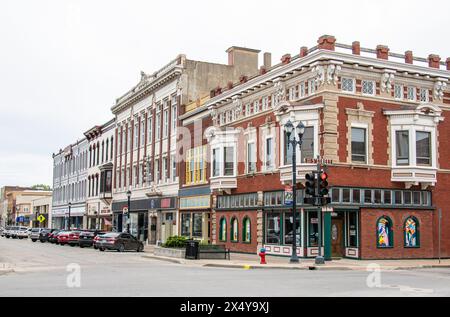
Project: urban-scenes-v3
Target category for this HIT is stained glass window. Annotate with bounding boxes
[230,218,238,242]
[219,217,227,242]
[243,217,251,243]
[377,217,393,248]
[405,217,419,247]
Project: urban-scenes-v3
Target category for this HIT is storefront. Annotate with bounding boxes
[112,198,148,241]
[51,205,85,230]
[148,196,177,245]
[87,203,113,231]
[262,187,433,259]
[179,194,211,243]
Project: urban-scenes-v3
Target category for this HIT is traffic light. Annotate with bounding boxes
[305,173,316,197]
[319,171,329,197]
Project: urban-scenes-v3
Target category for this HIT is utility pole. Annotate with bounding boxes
[315,157,325,265]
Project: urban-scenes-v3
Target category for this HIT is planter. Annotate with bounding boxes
[154,246,186,259]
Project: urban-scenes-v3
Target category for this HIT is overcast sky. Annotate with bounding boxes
[0,0,449,188]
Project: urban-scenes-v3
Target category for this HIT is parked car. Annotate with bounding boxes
[79,230,107,248]
[48,230,62,244]
[96,232,144,252]
[30,228,45,242]
[39,229,57,243]
[57,231,70,245]
[0,227,4,236]
[1,226,9,237]
[3,226,15,238]
[14,226,29,239]
[67,231,81,247]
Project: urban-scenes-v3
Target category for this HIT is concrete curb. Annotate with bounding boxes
[0,269,14,275]
[141,255,184,264]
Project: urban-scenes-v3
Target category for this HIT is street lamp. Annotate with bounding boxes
[126,190,131,233]
[284,120,305,264]
[68,202,71,230]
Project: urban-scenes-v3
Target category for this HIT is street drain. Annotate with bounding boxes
[308,266,316,270]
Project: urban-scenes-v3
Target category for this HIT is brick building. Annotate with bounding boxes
[183,35,450,260]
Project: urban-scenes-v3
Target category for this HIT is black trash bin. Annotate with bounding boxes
[185,240,199,259]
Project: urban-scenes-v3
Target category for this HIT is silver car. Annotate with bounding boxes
[30,228,45,242]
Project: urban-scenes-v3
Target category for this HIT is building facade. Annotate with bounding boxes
[31,195,52,228]
[84,118,115,231]
[197,35,450,260]
[52,139,88,229]
[111,47,260,244]
[0,186,30,227]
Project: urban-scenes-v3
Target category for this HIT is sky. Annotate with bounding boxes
[0,0,449,188]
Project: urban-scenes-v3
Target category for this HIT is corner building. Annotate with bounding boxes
[111,48,259,244]
[201,35,450,259]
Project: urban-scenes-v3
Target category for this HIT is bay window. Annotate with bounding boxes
[224,147,234,176]
[247,142,256,173]
[265,137,274,170]
[416,131,431,166]
[395,131,409,165]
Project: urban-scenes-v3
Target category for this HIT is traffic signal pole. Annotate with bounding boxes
[315,158,325,265]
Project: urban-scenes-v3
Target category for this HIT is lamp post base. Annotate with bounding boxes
[289,255,300,263]
[315,256,325,265]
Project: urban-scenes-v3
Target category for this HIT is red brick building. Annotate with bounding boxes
[181,35,450,260]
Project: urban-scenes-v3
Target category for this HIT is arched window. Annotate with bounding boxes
[242,217,251,243]
[219,217,227,242]
[230,217,238,242]
[404,217,420,248]
[377,216,393,248]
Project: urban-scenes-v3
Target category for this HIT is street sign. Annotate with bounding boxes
[122,207,128,214]
[284,185,293,206]
[37,215,46,223]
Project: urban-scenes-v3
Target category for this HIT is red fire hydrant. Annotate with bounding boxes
[259,248,267,264]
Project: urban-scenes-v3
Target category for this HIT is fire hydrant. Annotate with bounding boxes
[259,248,267,264]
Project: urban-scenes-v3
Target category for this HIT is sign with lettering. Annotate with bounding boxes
[284,185,293,206]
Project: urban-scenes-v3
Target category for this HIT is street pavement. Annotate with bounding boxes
[1,237,450,297]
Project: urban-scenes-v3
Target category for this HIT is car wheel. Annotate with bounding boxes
[99,247,105,252]
[79,244,84,248]
[70,244,75,247]
[18,237,23,240]
[137,245,144,252]
[32,239,36,242]
[40,240,45,243]
[117,244,125,252]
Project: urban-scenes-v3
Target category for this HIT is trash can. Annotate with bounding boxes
[185,240,199,259]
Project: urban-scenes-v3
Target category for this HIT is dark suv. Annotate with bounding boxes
[39,229,58,243]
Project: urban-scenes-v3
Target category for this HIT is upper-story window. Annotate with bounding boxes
[155,159,160,183]
[186,145,207,185]
[283,126,314,165]
[127,126,131,152]
[171,97,177,134]
[253,100,260,114]
[171,154,176,182]
[162,157,168,182]
[265,137,274,171]
[163,108,169,138]
[147,116,152,143]
[394,84,403,100]
[351,127,367,163]
[341,77,355,93]
[362,80,375,96]
[419,88,429,103]
[288,86,297,101]
[261,97,269,111]
[134,122,139,149]
[212,148,220,177]
[156,112,161,140]
[140,119,145,146]
[299,82,306,98]
[224,147,234,176]
[308,79,316,95]
[416,131,431,166]
[247,142,256,173]
[407,86,416,101]
[395,130,410,165]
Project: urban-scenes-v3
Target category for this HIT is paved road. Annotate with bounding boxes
[1,237,450,297]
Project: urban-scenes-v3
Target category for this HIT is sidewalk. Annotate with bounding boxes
[142,245,450,271]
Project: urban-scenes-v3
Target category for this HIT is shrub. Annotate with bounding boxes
[163,236,188,248]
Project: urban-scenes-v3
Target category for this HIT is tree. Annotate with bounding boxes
[31,184,51,191]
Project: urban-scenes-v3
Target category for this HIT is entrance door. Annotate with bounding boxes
[149,216,157,244]
[331,218,344,258]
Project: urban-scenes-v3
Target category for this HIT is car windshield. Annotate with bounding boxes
[101,233,120,238]
[31,228,40,232]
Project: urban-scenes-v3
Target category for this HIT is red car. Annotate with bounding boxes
[67,231,81,247]
[57,231,70,245]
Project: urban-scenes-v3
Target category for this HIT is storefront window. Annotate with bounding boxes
[377,216,393,248]
[181,213,191,237]
[347,212,358,247]
[283,213,300,245]
[192,213,202,237]
[265,212,281,245]
[308,211,319,247]
[243,217,251,243]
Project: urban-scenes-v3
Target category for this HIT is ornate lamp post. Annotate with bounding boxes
[126,190,131,233]
[284,120,305,263]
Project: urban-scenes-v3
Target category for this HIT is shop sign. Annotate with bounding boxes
[161,198,171,209]
[311,218,319,224]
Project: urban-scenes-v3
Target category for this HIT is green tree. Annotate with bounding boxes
[31,184,51,191]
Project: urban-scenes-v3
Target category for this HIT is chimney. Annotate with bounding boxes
[446,58,450,71]
[317,35,336,51]
[263,52,272,69]
[259,66,267,75]
[226,46,260,74]
[239,75,248,84]
[215,86,222,95]
[300,46,308,57]
[376,45,389,60]
[405,51,413,64]
[281,54,291,64]
[428,54,441,69]
[352,41,360,55]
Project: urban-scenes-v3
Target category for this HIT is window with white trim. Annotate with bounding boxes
[224,147,234,176]
[171,95,177,134]
[419,88,429,103]
[247,141,256,173]
[288,86,297,101]
[163,108,169,138]
[341,77,355,93]
[407,87,416,101]
[155,112,161,140]
[308,80,316,95]
[416,131,431,166]
[265,137,274,171]
[362,80,375,96]
[351,127,367,163]
[134,122,139,149]
[395,130,409,165]
[155,159,160,183]
[394,84,403,100]
[147,116,152,144]
[299,82,306,98]
[253,100,260,114]
[171,154,177,182]
[262,97,269,111]
[140,119,145,146]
